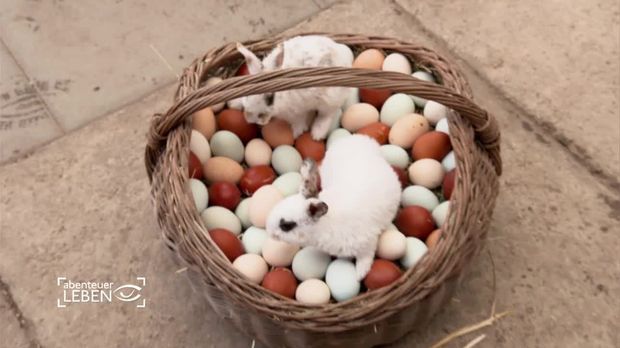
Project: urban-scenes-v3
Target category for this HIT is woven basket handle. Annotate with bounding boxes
[145,67,501,177]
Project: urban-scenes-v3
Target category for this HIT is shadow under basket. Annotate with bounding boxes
[145,33,502,348]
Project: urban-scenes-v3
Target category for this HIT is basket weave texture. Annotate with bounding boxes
[145,33,501,348]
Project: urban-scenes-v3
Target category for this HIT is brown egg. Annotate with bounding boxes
[217,109,259,144]
[192,107,217,140]
[188,152,203,179]
[203,157,244,184]
[209,228,244,262]
[357,122,390,145]
[239,165,277,195]
[236,63,250,76]
[295,132,326,161]
[426,229,442,249]
[261,119,294,148]
[443,169,456,200]
[411,131,452,161]
[353,49,385,70]
[359,88,391,109]
[394,206,436,240]
[261,267,298,299]
[208,182,241,210]
[391,166,408,188]
[364,259,402,290]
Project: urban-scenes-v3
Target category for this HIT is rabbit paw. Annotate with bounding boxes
[291,123,307,138]
[355,253,374,281]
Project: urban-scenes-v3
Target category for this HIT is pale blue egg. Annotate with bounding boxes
[209,130,244,163]
[234,198,252,229]
[380,144,410,169]
[272,145,303,175]
[442,151,455,171]
[273,172,303,197]
[200,206,241,235]
[380,93,415,126]
[401,185,439,211]
[326,128,352,148]
[241,226,268,254]
[292,247,332,281]
[325,259,360,302]
[435,118,449,135]
[400,237,428,269]
[411,71,436,107]
[432,201,450,227]
[189,178,208,211]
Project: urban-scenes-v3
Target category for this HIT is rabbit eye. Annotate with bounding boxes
[265,93,275,106]
[279,219,297,232]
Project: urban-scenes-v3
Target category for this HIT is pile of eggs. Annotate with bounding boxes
[187,48,456,304]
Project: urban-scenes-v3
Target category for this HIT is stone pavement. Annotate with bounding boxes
[0,0,618,347]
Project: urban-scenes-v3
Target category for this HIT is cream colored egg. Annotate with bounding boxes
[233,254,268,284]
[190,130,211,163]
[248,185,283,228]
[188,178,208,212]
[205,77,225,112]
[388,114,430,148]
[341,103,380,132]
[262,237,300,267]
[376,229,407,260]
[296,279,331,305]
[423,101,448,126]
[408,159,445,189]
[200,206,242,235]
[245,138,272,167]
[382,53,412,74]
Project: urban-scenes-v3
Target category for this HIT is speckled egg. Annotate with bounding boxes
[272,145,303,175]
[382,53,412,74]
[234,198,252,229]
[408,159,445,189]
[292,247,332,281]
[273,172,303,197]
[248,185,283,228]
[353,48,385,70]
[380,145,410,169]
[325,259,360,302]
[423,100,448,126]
[210,130,244,163]
[388,113,430,148]
[203,157,244,184]
[188,178,208,211]
[376,229,407,260]
[262,237,300,267]
[190,130,211,163]
[400,237,428,269]
[241,226,268,254]
[341,103,380,132]
[192,107,217,140]
[411,71,436,107]
[233,253,268,284]
[432,201,450,227]
[380,94,416,126]
[327,128,352,148]
[262,119,294,147]
[245,138,272,167]
[296,279,331,305]
[201,206,242,235]
[401,185,439,211]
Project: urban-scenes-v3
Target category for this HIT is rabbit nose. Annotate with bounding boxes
[256,113,270,125]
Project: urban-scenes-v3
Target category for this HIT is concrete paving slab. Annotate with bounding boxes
[0,0,618,347]
[0,288,31,348]
[0,0,322,132]
[0,41,63,163]
[395,0,620,180]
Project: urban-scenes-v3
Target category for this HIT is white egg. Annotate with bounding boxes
[241,226,268,254]
[296,279,331,305]
[188,178,208,212]
[411,71,436,107]
[380,145,410,169]
[380,94,416,126]
[435,118,450,135]
[190,130,211,163]
[326,128,352,148]
[432,201,450,227]
[234,198,252,229]
[423,101,448,126]
[210,130,244,163]
[271,145,303,175]
[205,77,225,112]
[273,172,303,197]
[442,151,455,171]
[376,229,407,260]
[401,185,439,211]
[200,206,242,235]
[382,53,412,74]
[262,238,300,267]
[325,259,360,302]
[408,159,445,189]
[400,237,428,269]
[245,138,272,167]
[292,247,332,281]
[233,254,268,284]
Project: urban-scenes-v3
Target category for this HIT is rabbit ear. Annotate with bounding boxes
[272,43,284,68]
[300,159,320,198]
[307,200,328,220]
[236,42,262,74]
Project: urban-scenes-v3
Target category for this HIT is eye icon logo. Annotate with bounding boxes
[113,284,142,302]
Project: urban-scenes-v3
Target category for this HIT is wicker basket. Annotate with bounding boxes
[145,33,501,348]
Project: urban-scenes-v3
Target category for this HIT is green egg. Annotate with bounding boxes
[273,172,303,197]
[209,130,244,163]
[380,144,410,169]
[380,93,415,126]
[272,145,302,175]
[326,128,352,148]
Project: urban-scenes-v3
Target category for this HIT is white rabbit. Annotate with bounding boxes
[265,135,402,280]
[231,35,354,140]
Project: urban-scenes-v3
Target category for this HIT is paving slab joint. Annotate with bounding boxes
[0,275,44,348]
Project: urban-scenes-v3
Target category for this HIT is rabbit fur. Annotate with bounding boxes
[231,35,354,140]
[265,135,402,280]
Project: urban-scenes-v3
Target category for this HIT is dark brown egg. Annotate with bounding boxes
[411,131,452,161]
[363,259,402,290]
[391,165,408,188]
[394,206,436,240]
[239,165,277,195]
[208,182,241,210]
[295,132,326,161]
[217,109,259,144]
[360,88,391,109]
[189,152,203,179]
[208,228,244,262]
[261,267,298,299]
[443,169,456,200]
[356,122,390,145]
